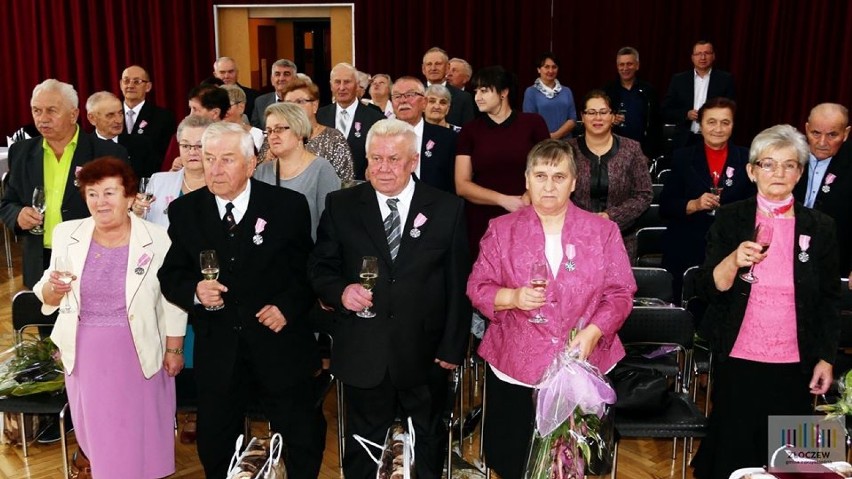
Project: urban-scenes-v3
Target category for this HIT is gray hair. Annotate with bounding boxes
[616,46,640,62]
[85,91,120,112]
[357,71,371,90]
[272,59,298,72]
[449,58,472,77]
[808,102,850,126]
[221,84,246,104]
[201,121,255,159]
[525,139,577,177]
[214,56,236,69]
[32,79,78,109]
[366,119,418,157]
[425,84,452,103]
[264,102,312,141]
[748,124,810,167]
[393,76,426,94]
[371,73,391,85]
[176,115,214,139]
[423,47,449,63]
[330,62,357,81]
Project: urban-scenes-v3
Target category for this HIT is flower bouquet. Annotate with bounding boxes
[0,334,64,397]
[816,369,852,418]
[525,344,616,479]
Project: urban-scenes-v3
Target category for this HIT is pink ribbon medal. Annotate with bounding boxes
[135,253,152,275]
[822,173,836,193]
[424,140,435,158]
[74,166,82,186]
[138,120,148,133]
[725,166,735,186]
[410,213,427,238]
[163,195,175,215]
[353,122,362,138]
[798,234,811,263]
[563,243,577,271]
[253,218,267,245]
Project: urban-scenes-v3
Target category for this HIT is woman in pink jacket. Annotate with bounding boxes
[467,139,636,479]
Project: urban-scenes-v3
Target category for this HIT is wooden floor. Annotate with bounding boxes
[0,237,699,479]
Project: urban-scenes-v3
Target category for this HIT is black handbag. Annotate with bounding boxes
[607,364,671,413]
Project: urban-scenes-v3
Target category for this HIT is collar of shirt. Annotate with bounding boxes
[375,178,416,229]
[124,100,145,117]
[413,118,424,179]
[427,81,448,88]
[214,179,252,224]
[95,130,119,143]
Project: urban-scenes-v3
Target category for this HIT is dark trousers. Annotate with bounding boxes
[195,338,326,479]
[343,366,449,479]
[483,367,536,479]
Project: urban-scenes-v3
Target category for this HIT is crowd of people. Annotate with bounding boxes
[0,40,850,479]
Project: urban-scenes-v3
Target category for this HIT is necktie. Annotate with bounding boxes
[384,198,401,261]
[337,109,349,135]
[125,109,136,133]
[223,202,237,232]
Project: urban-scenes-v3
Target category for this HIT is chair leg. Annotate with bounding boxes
[681,436,688,479]
[60,405,69,479]
[611,440,619,479]
[479,371,487,462]
[19,413,28,457]
[336,378,345,477]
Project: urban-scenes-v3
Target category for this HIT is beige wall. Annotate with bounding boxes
[216,9,252,86]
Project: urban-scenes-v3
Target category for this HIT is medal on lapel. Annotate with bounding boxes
[253,218,267,245]
[724,166,734,187]
[424,140,435,158]
[410,213,427,238]
[563,243,577,271]
[798,234,810,263]
[822,173,836,194]
[353,122,362,138]
[135,253,151,275]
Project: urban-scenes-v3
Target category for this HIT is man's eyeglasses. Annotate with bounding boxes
[264,126,291,137]
[179,144,202,152]
[121,78,149,86]
[391,92,425,101]
[582,109,612,117]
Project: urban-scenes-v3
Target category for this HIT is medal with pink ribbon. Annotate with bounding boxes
[822,173,836,194]
[563,243,577,271]
[798,234,811,263]
[410,213,427,238]
[135,253,152,275]
[424,140,435,158]
[253,218,267,245]
[725,166,735,186]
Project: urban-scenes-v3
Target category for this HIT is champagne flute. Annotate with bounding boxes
[708,172,723,216]
[739,222,774,284]
[529,261,549,324]
[357,256,378,318]
[138,177,153,219]
[55,255,75,313]
[199,250,224,311]
[30,186,47,235]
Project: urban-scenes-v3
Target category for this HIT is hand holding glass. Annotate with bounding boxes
[739,223,773,284]
[199,250,224,311]
[55,256,75,313]
[138,177,153,218]
[528,261,549,324]
[30,187,46,235]
[357,256,378,318]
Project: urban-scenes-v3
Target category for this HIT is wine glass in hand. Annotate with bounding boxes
[740,222,774,284]
[30,187,47,235]
[138,177,153,219]
[528,260,549,324]
[357,256,378,318]
[199,250,224,311]
[55,256,75,313]
[709,172,724,216]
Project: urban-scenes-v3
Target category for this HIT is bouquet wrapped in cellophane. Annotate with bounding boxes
[816,369,852,418]
[525,344,616,479]
[0,334,64,397]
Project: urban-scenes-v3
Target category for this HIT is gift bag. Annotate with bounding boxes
[354,417,416,479]
[225,433,287,479]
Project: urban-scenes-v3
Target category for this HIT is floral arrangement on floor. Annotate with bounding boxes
[0,334,64,397]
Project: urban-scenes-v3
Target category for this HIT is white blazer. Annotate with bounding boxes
[34,214,187,378]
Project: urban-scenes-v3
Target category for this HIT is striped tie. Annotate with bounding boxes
[337,109,349,136]
[384,198,401,260]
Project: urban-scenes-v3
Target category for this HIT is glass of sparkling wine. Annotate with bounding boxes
[529,260,549,324]
[55,255,75,313]
[740,222,773,284]
[138,177,153,219]
[30,186,47,235]
[199,250,224,311]
[357,256,378,318]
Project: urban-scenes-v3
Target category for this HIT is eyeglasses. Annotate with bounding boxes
[755,159,800,173]
[582,109,612,117]
[286,99,316,105]
[120,78,149,86]
[391,91,425,101]
[264,126,291,137]
[179,144,203,152]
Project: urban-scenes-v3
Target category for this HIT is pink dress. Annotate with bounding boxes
[66,242,175,479]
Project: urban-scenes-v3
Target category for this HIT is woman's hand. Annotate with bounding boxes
[511,286,546,311]
[132,193,155,217]
[567,324,603,361]
[687,192,720,214]
[170,157,184,171]
[499,194,526,213]
[41,270,76,306]
[733,240,768,269]
[163,351,185,377]
[713,240,768,291]
[809,360,833,395]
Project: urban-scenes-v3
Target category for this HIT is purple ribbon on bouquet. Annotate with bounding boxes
[535,357,616,436]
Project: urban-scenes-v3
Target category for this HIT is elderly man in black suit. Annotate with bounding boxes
[317,62,385,180]
[662,41,736,149]
[391,76,458,193]
[120,65,176,164]
[86,91,157,179]
[158,122,325,478]
[422,47,476,127]
[309,118,471,479]
[250,59,298,129]
[793,103,852,285]
[0,79,127,289]
[212,56,260,121]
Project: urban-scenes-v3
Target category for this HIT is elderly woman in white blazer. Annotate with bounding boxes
[34,157,186,479]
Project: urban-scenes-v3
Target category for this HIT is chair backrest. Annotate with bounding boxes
[635,227,666,267]
[681,266,701,307]
[632,267,674,303]
[12,290,57,337]
[651,183,663,204]
[633,204,663,231]
[618,306,695,349]
[841,278,851,312]
[656,168,672,184]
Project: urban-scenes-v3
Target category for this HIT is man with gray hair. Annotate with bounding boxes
[0,79,126,289]
[422,47,475,126]
[119,64,176,164]
[317,62,385,179]
[213,56,260,120]
[310,118,471,479]
[251,58,298,128]
[602,46,662,157]
[159,121,325,478]
[86,91,157,178]
[446,57,472,90]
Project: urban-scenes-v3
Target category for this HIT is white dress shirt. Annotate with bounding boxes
[336,102,359,138]
[214,180,252,224]
[691,69,712,133]
[375,178,416,231]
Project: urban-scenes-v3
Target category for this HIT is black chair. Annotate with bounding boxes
[632,267,674,304]
[1,171,14,273]
[0,291,70,479]
[612,306,707,479]
[632,204,663,231]
[657,168,672,184]
[635,227,666,267]
[652,183,664,204]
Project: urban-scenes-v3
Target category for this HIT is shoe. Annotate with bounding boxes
[70,449,92,479]
[180,415,197,444]
[36,415,74,444]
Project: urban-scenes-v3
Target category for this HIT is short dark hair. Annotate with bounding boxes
[470,66,516,102]
[536,52,559,68]
[581,89,613,111]
[698,97,737,122]
[77,157,137,198]
[188,84,230,120]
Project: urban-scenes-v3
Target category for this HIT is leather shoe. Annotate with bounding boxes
[180,415,197,444]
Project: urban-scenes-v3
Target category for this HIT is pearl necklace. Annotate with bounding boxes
[183,175,204,192]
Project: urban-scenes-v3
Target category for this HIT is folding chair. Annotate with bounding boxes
[635,227,666,268]
[632,267,674,303]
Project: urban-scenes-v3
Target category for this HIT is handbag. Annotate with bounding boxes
[607,364,671,413]
[226,433,287,479]
[354,417,416,479]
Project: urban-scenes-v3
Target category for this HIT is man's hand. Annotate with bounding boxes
[342,283,372,313]
[196,280,227,309]
[687,109,699,121]
[435,359,458,370]
[809,360,833,395]
[256,305,287,332]
[17,206,43,230]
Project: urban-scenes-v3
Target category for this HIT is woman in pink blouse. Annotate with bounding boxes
[467,139,636,479]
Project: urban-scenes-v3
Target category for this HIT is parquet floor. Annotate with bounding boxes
[0,237,699,479]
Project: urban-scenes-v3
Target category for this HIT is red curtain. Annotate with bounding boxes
[2,0,851,147]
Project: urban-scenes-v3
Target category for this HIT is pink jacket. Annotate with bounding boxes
[468,203,635,385]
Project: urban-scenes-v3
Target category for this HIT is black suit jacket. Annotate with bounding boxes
[316,103,385,180]
[250,91,278,129]
[418,121,458,193]
[793,142,852,275]
[309,182,472,389]
[445,84,475,126]
[89,132,158,179]
[662,69,736,148]
[123,100,176,163]
[158,180,320,386]
[237,82,260,121]
[696,198,840,371]
[603,77,662,157]
[0,131,128,288]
